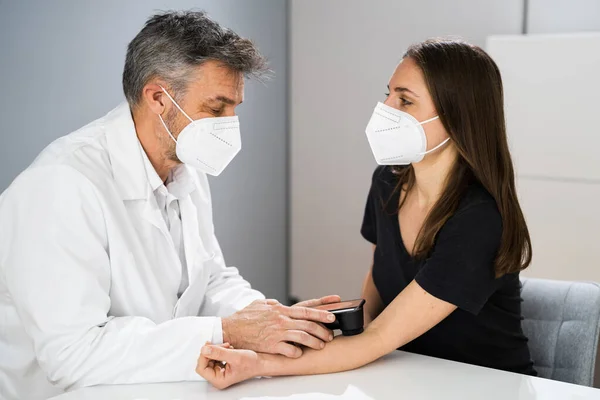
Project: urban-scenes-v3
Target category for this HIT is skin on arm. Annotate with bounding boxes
[361,246,385,325]
[262,279,457,376]
[197,279,457,388]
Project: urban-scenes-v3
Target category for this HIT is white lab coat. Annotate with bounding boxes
[0,103,264,400]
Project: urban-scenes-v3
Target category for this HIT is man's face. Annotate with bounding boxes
[162,60,245,162]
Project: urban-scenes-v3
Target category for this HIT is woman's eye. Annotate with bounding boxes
[400,97,413,106]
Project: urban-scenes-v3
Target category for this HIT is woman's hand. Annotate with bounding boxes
[196,343,263,389]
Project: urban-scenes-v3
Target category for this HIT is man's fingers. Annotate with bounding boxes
[275,342,303,358]
[293,295,341,307]
[266,299,280,305]
[294,298,321,308]
[282,305,336,324]
[319,295,342,304]
[284,330,325,350]
[294,295,341,308]
[290,319,334,342]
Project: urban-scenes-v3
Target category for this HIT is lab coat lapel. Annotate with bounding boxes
[180,196,198,277]
[104,102,181,285]
[103,104,209,317]
[173,195,199,318]
[174,173,214,317]
[172,165,214,283]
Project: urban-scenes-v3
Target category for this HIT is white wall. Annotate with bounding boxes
[515,0,600,283]
[487,33,600,283]
[0,0,289,300]
[289,0,524,301]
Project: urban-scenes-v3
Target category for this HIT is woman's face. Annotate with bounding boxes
[384,57,449,152]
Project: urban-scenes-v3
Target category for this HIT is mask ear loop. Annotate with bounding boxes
[418,137,451,155]
[159,85,194,122]
[157,85,194,144]
[158,114,177,144]
[418,115,440,125]
[414,115,451,155]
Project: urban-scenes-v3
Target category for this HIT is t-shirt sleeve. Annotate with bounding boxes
[415,201,503,315]
[360,169,382,245]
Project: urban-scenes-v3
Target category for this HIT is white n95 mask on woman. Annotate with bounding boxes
[365,102,449,165]
[159,86,242,176]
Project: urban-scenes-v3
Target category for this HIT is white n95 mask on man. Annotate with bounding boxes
[365,102,450,165]
[158,86,242,176]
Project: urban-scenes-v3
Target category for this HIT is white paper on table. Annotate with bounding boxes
[240,384,374,400]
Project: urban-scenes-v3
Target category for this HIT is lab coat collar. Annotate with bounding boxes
[104,103,150,201]
[140,145,165,194]
[104,103,196,201]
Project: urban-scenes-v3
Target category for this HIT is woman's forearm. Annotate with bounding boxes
[258,280,457,378]
[259,326,388,377]
[362,266,385,325]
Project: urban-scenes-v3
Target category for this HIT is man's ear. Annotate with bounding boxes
[142,82,168,115]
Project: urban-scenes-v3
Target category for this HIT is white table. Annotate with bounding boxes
[50,351,600,400]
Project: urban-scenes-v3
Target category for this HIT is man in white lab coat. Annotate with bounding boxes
[0,11,338,400]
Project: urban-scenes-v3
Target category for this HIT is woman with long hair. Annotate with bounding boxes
[196,38,536,388]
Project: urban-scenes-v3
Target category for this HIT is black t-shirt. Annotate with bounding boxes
[361,166,536,376]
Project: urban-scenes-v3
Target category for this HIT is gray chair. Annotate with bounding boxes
[521,277,600,387]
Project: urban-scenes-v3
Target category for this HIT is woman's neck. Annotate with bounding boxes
[410,145,458,208]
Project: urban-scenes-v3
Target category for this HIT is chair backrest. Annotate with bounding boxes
[520,277,600,387]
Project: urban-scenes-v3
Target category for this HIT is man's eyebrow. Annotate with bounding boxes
[206,95,241,105]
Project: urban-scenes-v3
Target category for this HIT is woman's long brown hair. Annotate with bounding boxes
[395,38,532,277]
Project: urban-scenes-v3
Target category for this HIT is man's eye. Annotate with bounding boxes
[211,108,222,115]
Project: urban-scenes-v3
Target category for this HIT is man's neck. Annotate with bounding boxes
[132,108,177,183]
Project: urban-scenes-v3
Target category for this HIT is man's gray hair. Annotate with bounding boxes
[122,10,269,106]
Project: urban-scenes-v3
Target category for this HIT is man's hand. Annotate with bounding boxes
[221,295,341,358]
